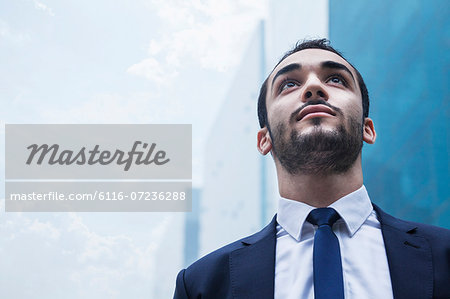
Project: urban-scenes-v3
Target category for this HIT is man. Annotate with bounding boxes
[173,39,450,299]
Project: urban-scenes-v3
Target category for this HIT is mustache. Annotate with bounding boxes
[290,99,343,122]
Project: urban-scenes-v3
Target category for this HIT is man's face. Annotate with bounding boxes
[260,48,373,174]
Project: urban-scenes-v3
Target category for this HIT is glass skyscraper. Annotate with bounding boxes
[330,0,449,228]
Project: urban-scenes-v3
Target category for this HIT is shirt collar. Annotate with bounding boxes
[276,185,373,241]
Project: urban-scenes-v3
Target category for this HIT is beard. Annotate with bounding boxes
[268,106,363,175]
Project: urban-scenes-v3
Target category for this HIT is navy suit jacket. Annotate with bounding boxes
[174,204,450,299]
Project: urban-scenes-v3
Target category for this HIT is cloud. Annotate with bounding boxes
[32,0,55,17]
[26,219,62,239]
[0,19,31,43]
[129,0,267,82]
[38,92,186,124]
[66,213,158,270]
[127,58,178,85]
[0,210,166,298]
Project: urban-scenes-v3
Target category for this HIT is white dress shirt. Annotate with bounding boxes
[274,185,394,299]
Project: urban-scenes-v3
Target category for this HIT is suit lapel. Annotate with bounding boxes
[229,215,277,299]
[228,207,435,299]
[374,204,433,299]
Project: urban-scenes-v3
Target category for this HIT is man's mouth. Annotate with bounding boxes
[296,104,337,121]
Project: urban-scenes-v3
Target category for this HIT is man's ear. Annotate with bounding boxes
[363,117,377,144]
[257,127,272,155]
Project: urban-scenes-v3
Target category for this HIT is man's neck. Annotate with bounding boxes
[276,159,364,207]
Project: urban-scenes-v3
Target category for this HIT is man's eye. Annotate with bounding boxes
[328,76,345,85]
[281,81,298,91]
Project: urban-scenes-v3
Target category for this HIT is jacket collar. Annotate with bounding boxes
[373,204,433,299]
[229,215,277,299]
[229,206,434,299]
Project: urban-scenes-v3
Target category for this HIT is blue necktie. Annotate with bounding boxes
[307,208,344,299]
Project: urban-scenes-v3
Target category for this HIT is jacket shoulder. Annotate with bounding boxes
[373,204,450,299]
[185,214,277,276]
[177,215,277,298]
[373,203,450,243]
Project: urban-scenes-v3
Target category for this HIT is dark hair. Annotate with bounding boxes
[257,38,369,128]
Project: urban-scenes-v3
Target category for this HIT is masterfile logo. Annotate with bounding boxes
[26,141,170,171]
[6,124,191,180]
[5,124,192,212]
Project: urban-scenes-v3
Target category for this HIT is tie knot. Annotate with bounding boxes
[307,208,340,227]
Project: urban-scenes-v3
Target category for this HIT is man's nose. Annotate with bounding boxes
[301,76,328,102]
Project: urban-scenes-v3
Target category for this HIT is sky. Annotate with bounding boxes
[1,0,268,184]
[0,0,268,297]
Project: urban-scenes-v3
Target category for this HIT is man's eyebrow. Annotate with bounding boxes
[271,63,301,87]
[321,60,355,83]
